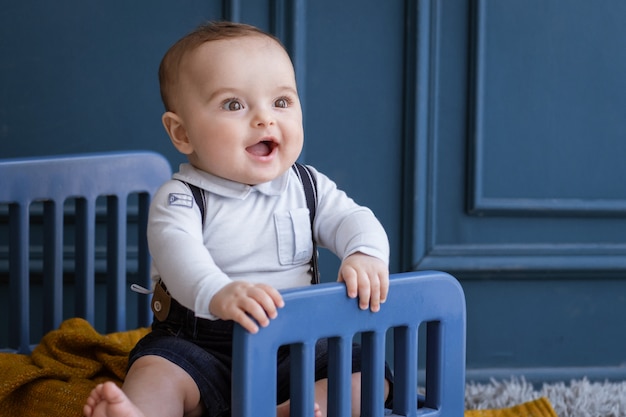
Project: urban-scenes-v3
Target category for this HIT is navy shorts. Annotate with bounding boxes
[129,295,393,417]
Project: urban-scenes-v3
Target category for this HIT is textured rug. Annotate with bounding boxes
[465,377,626,417]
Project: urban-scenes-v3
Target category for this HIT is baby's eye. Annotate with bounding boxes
[274,97,291,108]
[222,99,243,111]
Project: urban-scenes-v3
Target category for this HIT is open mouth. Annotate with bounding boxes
[246,140,277,157]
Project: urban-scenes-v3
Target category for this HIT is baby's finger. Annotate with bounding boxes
[239,292,275,329]
[379,272,390,304]
[232,308,260,334]
[369,274,381,312]
[357,272,371,310]
[256,283,285,310]
[260,301,279,320]
[339,267,359,299]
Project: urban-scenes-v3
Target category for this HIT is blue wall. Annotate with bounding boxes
[2,0,626,382]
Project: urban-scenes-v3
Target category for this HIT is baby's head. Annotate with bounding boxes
[159,21,304,185]
[159,22,284,112]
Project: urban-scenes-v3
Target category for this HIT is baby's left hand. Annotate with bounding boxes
[337,252,389,312]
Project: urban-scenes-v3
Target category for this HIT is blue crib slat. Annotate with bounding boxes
[9,203,30,353]
[289,342,316,417]
[393,326,419,417]
[424,321,444,411]
[327,336,352,417]
[74,197,96,323]
[361,331,387,417]
[106,195,127,332]
[231,335,278,416]
[42,200,64,333]
[136,193,152,327]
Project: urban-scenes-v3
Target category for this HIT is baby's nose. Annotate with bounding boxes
[251,107,275,127]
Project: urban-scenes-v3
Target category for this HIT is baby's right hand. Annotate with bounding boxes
[209,281,284,333]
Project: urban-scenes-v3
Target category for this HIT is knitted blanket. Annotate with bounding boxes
[0,318,556,417]
[0,318,149,416]
[466,397,557,417]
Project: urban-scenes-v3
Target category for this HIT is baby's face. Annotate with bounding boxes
[170,35,303,185]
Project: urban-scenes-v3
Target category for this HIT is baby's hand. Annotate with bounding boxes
[337,252,389,312]
[209,282,284,333]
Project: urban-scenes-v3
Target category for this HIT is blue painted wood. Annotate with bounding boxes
[393,326,419,413]
[106,195,128,332]
[74,198,97,323]
[0,1,224,163]
[327,336,353,417]
[411,0,626,277]
[42,200,63,333]
[0,152,172,352]
[468,0,626,216]
[7,204,29,352]
[462,277,626,378]
[232,271,466,417]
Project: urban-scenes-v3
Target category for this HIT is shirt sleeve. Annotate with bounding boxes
[308,167,390,265]
[147,180,231,320]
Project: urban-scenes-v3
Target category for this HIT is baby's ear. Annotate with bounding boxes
[162,111,193,154]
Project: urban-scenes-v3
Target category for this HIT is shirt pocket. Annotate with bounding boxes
[274,208,313,266]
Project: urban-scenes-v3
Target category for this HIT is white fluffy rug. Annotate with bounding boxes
[465,378,626,417]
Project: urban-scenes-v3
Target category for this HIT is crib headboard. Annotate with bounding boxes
[0,151,172,354]
[232,270,466,417]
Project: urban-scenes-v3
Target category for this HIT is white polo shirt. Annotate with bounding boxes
[147,163,389,320]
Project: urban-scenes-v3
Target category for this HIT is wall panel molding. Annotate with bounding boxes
[405,0,441,271]
[410,0,626,276]
[222,0,241,22]
[466,0,626,217]
[415,243,626,278]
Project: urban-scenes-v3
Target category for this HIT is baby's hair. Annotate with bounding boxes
[159,21,286,112]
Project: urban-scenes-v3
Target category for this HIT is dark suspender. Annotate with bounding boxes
[291,163,320,285]
[188,182,205,226]
[183,162,320,285]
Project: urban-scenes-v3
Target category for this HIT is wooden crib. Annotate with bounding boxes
[0,152,466,416]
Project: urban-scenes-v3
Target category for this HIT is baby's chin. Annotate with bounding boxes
[188,154,296,185]
[241,160,298,185]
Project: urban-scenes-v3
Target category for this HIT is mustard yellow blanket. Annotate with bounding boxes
[466,397,557,417]
[0,318,557,417]
[0,318,149,416]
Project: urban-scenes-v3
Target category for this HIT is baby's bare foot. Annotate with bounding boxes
[83,382,145,417]
[276,400,322,417]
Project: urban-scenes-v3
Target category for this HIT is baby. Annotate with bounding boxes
[84,21,391,417]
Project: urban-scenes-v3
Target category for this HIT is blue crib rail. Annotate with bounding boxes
[0,151,171,353]
[232,271,466,417]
